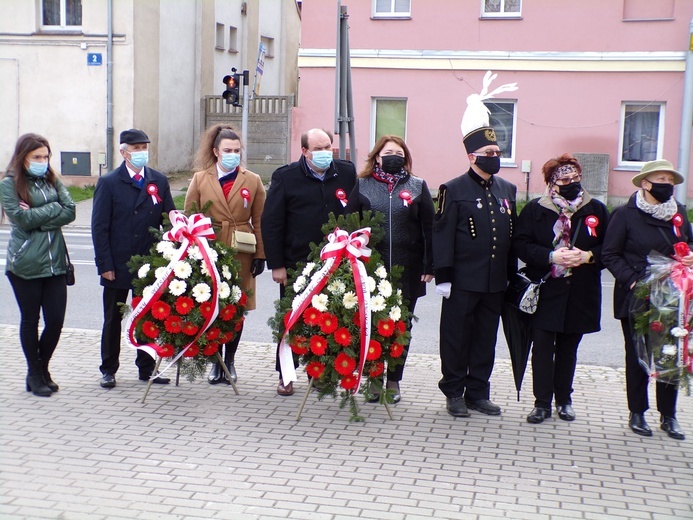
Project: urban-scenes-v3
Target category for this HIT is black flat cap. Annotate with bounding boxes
[119,129,150,144]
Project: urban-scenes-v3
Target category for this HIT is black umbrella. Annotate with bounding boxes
[501,301,533,401]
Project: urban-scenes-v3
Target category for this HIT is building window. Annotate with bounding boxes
[484,101,517,163]
[620,102,665,165]
[215,23,225,50]
[42,0,82,28]
[229,26,238,53]
[372,98,407,144]
[373,0,411,18]
[261,36,274,58]
[481,0,521,17]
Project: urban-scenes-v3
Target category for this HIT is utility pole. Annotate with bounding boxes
[676,16,693,205]
[334,1,356,165]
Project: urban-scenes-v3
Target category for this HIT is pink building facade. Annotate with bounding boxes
[294,0,693,203]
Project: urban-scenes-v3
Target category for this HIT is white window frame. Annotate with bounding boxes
[618,101,665,167]
[480,0,522,18]
[484,100,517,166]
[372,0,411,19]
[41,0,82,31]
[370,97,408,147]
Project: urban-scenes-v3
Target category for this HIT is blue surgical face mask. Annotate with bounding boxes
[27,161,49,178]
[310,150,333,170]
[220,152,241,171]
[128,150,149,169]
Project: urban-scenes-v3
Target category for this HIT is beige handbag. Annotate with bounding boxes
[231,230,257,254]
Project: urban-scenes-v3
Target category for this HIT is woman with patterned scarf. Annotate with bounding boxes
[345,135,435,404]
[513,154,609,424]
[602,159,691,440]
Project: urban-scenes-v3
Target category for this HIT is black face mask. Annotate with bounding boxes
[380,155,405,174]
[474,155,501,175]
[648,182,675,203]
[558,182,583,201]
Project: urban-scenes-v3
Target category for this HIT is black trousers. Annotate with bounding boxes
[438,290,503,400]
[530,328,583,409]
[100,287,155,377]
[620,320,678,416]
[387,297,419,382]
[7,272,67,375]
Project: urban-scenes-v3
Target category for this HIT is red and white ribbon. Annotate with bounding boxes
[400,190,412,207]
[278,227,372,392]
[585,215,599,237]
[125,210,220,378]
[336,189,348,207]
[241,188,251,209]
[147,183,162,205]
[672,213,684,238]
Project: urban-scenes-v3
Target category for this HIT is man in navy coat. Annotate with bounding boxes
[91,129,175,388]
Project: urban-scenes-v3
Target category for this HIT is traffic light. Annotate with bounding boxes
[222,71,242,106]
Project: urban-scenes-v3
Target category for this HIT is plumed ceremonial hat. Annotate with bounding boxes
[119,129,150,144]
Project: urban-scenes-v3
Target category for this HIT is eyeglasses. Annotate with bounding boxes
[554,175,582,186]
[471,150,503,158]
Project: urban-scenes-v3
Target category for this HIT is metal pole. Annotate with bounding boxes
[345,13,356,166]
[676,16,693,205]
[338,6,348,160]
[106,0,114,172]
[334,0,341,136]
[242,70,249,161]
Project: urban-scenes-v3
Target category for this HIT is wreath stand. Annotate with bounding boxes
[141,351,239,403]
[294,378,394,421]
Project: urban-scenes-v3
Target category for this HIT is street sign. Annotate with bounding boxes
[87,53,102,66]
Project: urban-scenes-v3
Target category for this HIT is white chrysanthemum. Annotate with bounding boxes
[173,260,192,279]
[375,265,387,279]
[192,283,211,303]
[187,245,202,261]
[389,306,402,321]
[207,249,218,262]
[366,277,377,293]
[378,279,393,298]
[200,263,210,276]
[218,282,231,299]
[293,275,307,293]
[311,293,329,312]
[222,264,232,280]
[162,248,177,261]
[671,327,689,338]
[142,285,155,300]
[168,279,187,296]
[343,291,358,309]
[396,289,403,305]
[156,241,175,254]
[303,262,316,276]
[370,295,386,312]
[231,285,242,303]
[138,263,150,279]
[662,344,677,356]
[154,267,168,280]
[327,280,346,295]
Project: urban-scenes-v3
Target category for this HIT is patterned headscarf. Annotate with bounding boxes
[549,165,583,278]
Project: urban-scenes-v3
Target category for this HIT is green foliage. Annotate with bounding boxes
[66,185,95,203]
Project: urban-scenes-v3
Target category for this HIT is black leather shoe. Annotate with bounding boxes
[366,393,380,403]
[661,416,686,440]
[629,412,652,437]
[208,363,223,384]
[222,362,237,384]
[557,404,576,421]
[140,376,171,385]
[386,381,401,404]
[99,374,116,388]
[465,398,502,416]
[446,397,471,417]
[527,407,551,424]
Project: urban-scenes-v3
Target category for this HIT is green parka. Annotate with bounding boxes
[0,173,76,279]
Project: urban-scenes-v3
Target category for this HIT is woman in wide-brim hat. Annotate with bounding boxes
[602,159,691,440]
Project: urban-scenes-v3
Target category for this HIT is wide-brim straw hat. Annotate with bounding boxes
[631,159,684,186]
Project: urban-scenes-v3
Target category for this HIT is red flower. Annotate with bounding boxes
[353,312,361,328]
[155,344,174,358]
[182,321,199,336]
[369,362,384,378]
[199,301,214,318]
[239,292,248,306]
[340,374,359,390]
[303,307,323,326]
[203,343,219,356]
[377,319,395,337]
[235,318,244,331]
[290,336,309,355]
[674,241,691,259]
[319,313,339,334]
[309,335,328,355]
[151,300,171,320]
[366,339,382,361]
[183,344,200,357]
[175,296,194,315]
[334,352,356,376]
[219,331,235,344]
[650,321,665,333]
[306,361,325,379]
[334,327,352,347]
[390,342,405,358]
[206,327,221,341]
[131,296,142,309]
[164,315,182,333]
[142,321,159,339]
[395,320,406,333]
[283,310,292,328]
[220,304,237,321]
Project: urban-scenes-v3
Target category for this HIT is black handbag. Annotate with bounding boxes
[65,246,75,286]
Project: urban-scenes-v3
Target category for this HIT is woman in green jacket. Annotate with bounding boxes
[0,134,76,396]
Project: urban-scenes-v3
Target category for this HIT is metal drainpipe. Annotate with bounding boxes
[675,16,693,205]
[106,0,114,173]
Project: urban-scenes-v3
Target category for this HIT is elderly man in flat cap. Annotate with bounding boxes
[91,129,175,389]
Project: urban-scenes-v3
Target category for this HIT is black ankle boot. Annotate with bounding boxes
[207,362,223,384]
[42,366,59,392]
[26,374,52,397]
[222,349,237,384]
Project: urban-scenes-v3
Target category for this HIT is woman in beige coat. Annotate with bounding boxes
[185,124,266,384]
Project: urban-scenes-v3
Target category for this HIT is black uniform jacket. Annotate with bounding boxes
[433,169,517,294]
[513,192,609,334]
[602,192,693,320]
[91,162,175,290]
[345,173,434,302]
[262,155,356,270]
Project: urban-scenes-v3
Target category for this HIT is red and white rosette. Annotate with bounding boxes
[279,227,372,392]
[672,213,684,238]
[240,188,251,209]
[335,188,348,207]
[585,215,599,237]
[147,183,162,205]
[125,210,221,378]
[399,190,412,207]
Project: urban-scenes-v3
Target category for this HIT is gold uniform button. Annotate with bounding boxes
[490,211,495,215]
[492,219,496,223]
[493,245,497,250]
[493,237,497,241]
[491,254,496,259]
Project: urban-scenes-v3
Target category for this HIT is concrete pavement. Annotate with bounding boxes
[1,324,692,519]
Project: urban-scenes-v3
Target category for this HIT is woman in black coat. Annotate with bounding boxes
[513,154,608,424]
[345,135,435,403]
[602,159,691,440]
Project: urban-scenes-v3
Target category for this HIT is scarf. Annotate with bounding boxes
[635,189,678,221]
[550,185,583,278]
[372,165,407,193]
